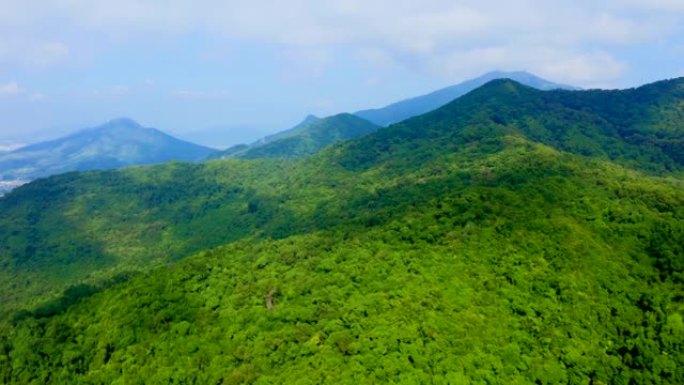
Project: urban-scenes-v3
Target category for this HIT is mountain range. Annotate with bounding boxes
[0,72,572,188]
[211,71,575,160]
[354,70,578,126]
[0,77,683,383]
[0,118,215,183]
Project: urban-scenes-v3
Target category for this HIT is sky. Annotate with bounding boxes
[0,0,683,149]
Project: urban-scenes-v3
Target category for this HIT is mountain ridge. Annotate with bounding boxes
[0,76,683,384]
[212,71,577,161]
[0,118,216,182]
[336,77,684,173]
[353,70,578,127]
[1,77,682,314]
[2,135,683,384]
[211,113,378,160]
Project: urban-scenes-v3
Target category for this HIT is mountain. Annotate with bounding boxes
[355,70,578,126]
[209,114,321,159]
[255,114,321,144]
[7,77,679,311]
[210,72,573,161]
[211,113,379,159]
[343,78,684,173]
[0,118,216,182]
[1,78,683,384]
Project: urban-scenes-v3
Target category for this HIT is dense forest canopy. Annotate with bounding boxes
[1,79,683,384]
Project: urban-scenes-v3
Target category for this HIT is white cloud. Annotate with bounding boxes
[428,46,627,88]
[31,42,70,67]
[0,81,24,96]
[0,38,70,68]
[0,1,681,85]
[536,52,627,88]
[0,143,25,152]
[0,81,48,101]
[616,0,684,12]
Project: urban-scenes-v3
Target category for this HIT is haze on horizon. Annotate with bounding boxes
[1,0,683,148]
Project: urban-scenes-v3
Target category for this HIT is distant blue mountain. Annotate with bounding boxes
[355,71,578,126]
[0,118,216,182]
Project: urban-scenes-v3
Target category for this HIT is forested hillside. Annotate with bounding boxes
[355,70,577,126]
[3,79,682,315]
[212,113,379,160]
[338,79,684,173]
[0,78,683,384]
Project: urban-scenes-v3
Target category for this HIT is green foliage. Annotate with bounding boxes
[336,79,684,173]
[216,113,380,160]
[2,141,684,383]
[1,78,684,383]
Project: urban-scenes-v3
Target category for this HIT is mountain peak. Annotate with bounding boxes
[355,71,578,126]
[0,118,215,182]
[303,114,320,123]
[477,71,578,91]
[457,78,538,101]
[105,117,142,128]
[482,70,530,78]
[482,78,532,91]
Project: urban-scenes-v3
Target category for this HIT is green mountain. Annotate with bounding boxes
[1,78,683,384]
[345,78,684,174]
[258,114,321,143]
[212,113,378,160]
[0,118,216,183]
[355,70,578,126]
[212,72,574,162]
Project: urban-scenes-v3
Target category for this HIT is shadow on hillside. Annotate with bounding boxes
[12,271,137,323]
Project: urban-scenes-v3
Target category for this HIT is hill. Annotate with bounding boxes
[0,78,683,384]
[355,70,578,126]
[0,118,216,182]
[2,138,683,384]
[2,78,682,311]
[211,114,378,160]
[212,72,574,161]
[256,114,321,144]
[341,78,684,173]
[2,78,683,311]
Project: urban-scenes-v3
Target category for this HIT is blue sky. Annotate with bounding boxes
[1,0,683,149]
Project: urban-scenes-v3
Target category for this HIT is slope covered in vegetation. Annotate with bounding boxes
[212,113,379,160]
[0,78,683,383]
[339,78,684,174]
[355,70,577,126]
[2,139,684,384]
[2,78,683,312]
